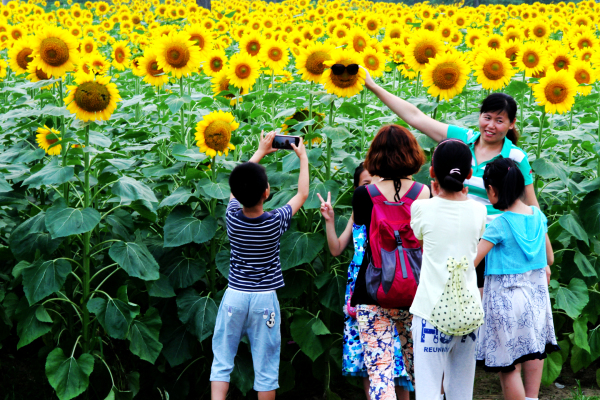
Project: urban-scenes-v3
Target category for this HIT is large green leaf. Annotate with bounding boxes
[111,176,158,204]
[559,213,589,245]
[541,352,563,386]
[304,180,340,210]
[163,206,218,247]
[87,296,140,340]
[16,300,52,349]
[159,320,196,367]
[230,345,255,396]
[108,240,160,281]
[104,387,133,400]
[589,326,600,361]
[571,345,593,373]
[128,307,163,364]
[9,212,62,261]
[164,256,206,289]
[45,348,94,400]
[573,316,591,353]
[318,274,345,315]
[158,186,193,209]
[579,190,600,236]
[280,231,325,270]
[554,278,589,319]
[22,259,71,305]
[23,158,74,189]
[290,310,330,361]
[574,250,597,278]
[198,178,231,199]
[0,178,12,193]
[145,274,176,298]
[45,198,101,239]
[216,248,230,279]
[176,288,218,342]
[531,158,568,183]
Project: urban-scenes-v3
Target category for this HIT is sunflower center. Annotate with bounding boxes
[166,44,190,68]
[483,60,505,80]
[545,83,568,104]
[210,58,223,71]
[40,37,70,67]
[524,52,539,68]
[115,49,125,63]
[579,39,589,49]
[490,40,499,48]
[432,62,460,89]
[535,28,544,37]
[269,48,282,61]
[12,30,21,39]
[35,68,49,80]
[442,28,450,37]
[577,71,590,84]
[305,51,331,76]
[17,48,33,69]
[366,55,378,68]
[73,81,111,112]
[247,41,260,56]
[148,61,164,77]
[204,120,232,152]
[391,30,400,38]
[415,43,437,65]
[555,58,567,70]
[330,63,358,89]
[191,34,205,49]
[235,63,251,79]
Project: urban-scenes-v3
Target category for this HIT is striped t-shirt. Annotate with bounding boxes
[447,125,533,224]
[226,199,292,292]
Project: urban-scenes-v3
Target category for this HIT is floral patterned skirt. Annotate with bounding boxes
[476,268,559,372]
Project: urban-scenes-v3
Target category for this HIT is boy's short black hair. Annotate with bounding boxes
[483,157,525,210]
[229,162,269,207]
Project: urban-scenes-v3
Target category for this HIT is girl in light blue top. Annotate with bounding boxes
[474,158,558,400]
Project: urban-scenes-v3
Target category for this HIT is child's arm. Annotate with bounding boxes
[317,192,353,256]
[287,139,309,215]
[545,234,554,285]
[474,239,494,267]
[229,130,278,201]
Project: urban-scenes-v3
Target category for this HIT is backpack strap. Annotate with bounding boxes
[402,182,424,202]
[366,184,387,204]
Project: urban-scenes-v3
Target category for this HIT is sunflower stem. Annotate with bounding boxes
[520,73,526,134]
[415,71,421,97]
[432,95,440,121]
[81,124,91,354]
[360,89,366,152]
[179,76,187,146]
[326,101,335,181]
[533,109,546,196]
[308,82,314,150]
[59,79,69,206]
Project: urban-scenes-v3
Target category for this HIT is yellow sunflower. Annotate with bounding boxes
[239,31,263,58]
[226,52,260,92]
[0,58,7,81]
[195,110,238,157]
[550,49,572,71]
[154,31,202,79]
[211,71,243,106]
[503,41,521,67]
[281,108,325,134]
[8,38,34,75]
[111,40,131,71]
[322,49,366,98]
[570,31,597,51]
[203,49,228,77]
[64,72,122,122]
[259,40,289,73]
[405,30,445,72]
[528,20,550,41]
[185,24,213,58]
[26,63,53,89]
[30,25,78,77]
[138,50,169,87]
[360,48,386,78]
[516,42,548,76]
[36,126,61,156]
[473,48,515,90]
[569,60,596,96]
[533,69,578,114]
[422,52,470,101]
[295,42,334,83]
[347,28,371,53]
[80,36,96,55]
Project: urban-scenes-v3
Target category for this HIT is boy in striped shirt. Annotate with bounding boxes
[210,131,309,400]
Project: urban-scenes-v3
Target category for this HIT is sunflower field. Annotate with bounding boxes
[0,0,600,398]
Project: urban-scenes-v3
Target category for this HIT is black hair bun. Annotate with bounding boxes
[442,175,464,192]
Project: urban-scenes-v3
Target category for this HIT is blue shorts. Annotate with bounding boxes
[210,288,281,392]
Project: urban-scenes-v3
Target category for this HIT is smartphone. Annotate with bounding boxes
[272,135,300,150]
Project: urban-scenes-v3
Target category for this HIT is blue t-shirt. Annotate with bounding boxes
[482,206,548,275]
[226,199,292,292]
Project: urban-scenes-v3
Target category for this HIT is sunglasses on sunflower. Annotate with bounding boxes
[330,63,359,76]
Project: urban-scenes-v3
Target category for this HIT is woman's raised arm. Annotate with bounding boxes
[362,67,449,143]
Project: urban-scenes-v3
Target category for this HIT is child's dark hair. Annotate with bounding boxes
[432,139,472,192]
[483,158,525,210]
[353,162,365,188]
[480,93,519,145]
[229,162,269,207]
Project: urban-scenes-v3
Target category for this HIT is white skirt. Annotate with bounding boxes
[476,268,559,371]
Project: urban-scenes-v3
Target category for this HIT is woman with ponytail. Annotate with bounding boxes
[474,158,557,400]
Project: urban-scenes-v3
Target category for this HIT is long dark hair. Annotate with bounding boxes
[483,158,525,210]
[432,139,472,192]
[480,93,519,145]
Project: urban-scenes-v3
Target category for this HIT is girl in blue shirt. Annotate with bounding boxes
[474,158,558,400]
